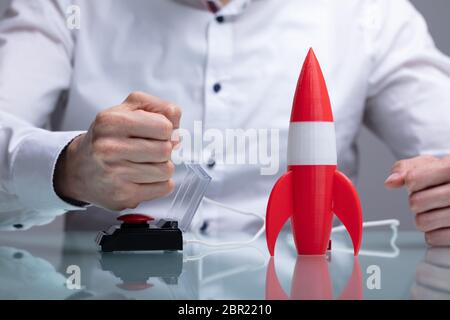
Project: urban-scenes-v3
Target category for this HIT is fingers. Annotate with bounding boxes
[385,156,450,247]
[415,208,450,232]
[384,155,439,189]
[70,92,181,212]
[384,172,405,189]
[95,137,173,163]
[134,180,175,202]
[384,160,413,189]
[94,109,174,141]
[107,180,175,211]
[424,228,450,247]
[118,162,175,184]
[410,183,450,214]
[123,91,182,129]
[405,161,450,194]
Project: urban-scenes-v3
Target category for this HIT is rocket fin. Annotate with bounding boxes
[332,170,363,255]
[266,171,293,256]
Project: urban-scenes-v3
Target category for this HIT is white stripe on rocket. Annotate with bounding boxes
[287,122,337,165]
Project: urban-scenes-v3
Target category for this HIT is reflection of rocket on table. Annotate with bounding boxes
[266,48,362,256]
[265,256,363,300]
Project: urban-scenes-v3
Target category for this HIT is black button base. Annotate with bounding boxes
[96,219,183,252]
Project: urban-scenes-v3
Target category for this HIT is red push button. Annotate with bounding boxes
[117,214,154,224]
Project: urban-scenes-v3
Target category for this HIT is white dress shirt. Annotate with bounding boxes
[1,0,450,231]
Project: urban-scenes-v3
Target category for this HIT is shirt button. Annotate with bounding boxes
[207,159,216,168]
[200,221,209,233]
[13,252,23,259]
[13,224,23,229]
[216,16,225,23]
[213,83,222,93]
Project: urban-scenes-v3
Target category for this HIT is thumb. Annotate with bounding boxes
[384,160,413,189]
[384,171,406,189]
[123,91,182,129]
[384,156,438,189]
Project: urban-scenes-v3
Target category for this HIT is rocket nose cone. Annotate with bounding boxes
[290,48,334,122]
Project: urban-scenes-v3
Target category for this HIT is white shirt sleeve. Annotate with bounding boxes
[0,0,87,230]
[364,0,450,159]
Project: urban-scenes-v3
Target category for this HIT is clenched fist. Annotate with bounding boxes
[54,92,181,211]
[385,155,450,246]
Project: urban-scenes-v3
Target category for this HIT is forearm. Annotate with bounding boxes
[0,111,86,229]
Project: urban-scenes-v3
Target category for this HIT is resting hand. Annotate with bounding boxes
[385,155,450,246]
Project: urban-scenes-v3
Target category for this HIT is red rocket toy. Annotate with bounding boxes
[266,48,363,256]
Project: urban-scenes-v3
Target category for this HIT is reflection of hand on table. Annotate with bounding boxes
[0,246,73,299]
[385,155,450,245]
[0,246,128,300]
[411,247,450,299]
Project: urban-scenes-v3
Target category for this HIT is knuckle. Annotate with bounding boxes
[425,232,434,246]
[160,161,175,179]
[95,110,127,127]
[160,117,174,138]
[111,185,138,209]
[165,103,182,120]
[393,160,406,170]
[93,139,119,158]
[415,214,429,232]
[405,170,418,189]
[124,200,140,209]
[409,194,422,213]
[165,179,175,194]
[436,186,449,199]
[153,180,175,198]
[157,141,173,160]
[93,112,112,135]
[95,111,110,125]
[444,184,450,195]
[152,113,173,137]
[92,139,106,156]
[127,91,145,101]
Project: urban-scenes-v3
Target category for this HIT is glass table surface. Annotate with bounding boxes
[0,227,447,300]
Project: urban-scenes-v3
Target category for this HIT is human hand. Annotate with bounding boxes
[385,155,450,246]
[54,92,181,211]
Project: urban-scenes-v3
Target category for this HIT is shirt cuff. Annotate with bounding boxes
[11,130,88,212]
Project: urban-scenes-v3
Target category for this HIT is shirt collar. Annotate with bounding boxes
[174,0,255,16]
[216,0,253,16]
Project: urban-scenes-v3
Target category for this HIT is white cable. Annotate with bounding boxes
[332,219,400,258]
[183,197,265,248]
[332,219,400,233]
[203,197,264,220]
[184,196,401,258]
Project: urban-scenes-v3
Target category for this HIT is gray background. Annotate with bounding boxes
[358,0,450,229]
[0,0,449,231]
